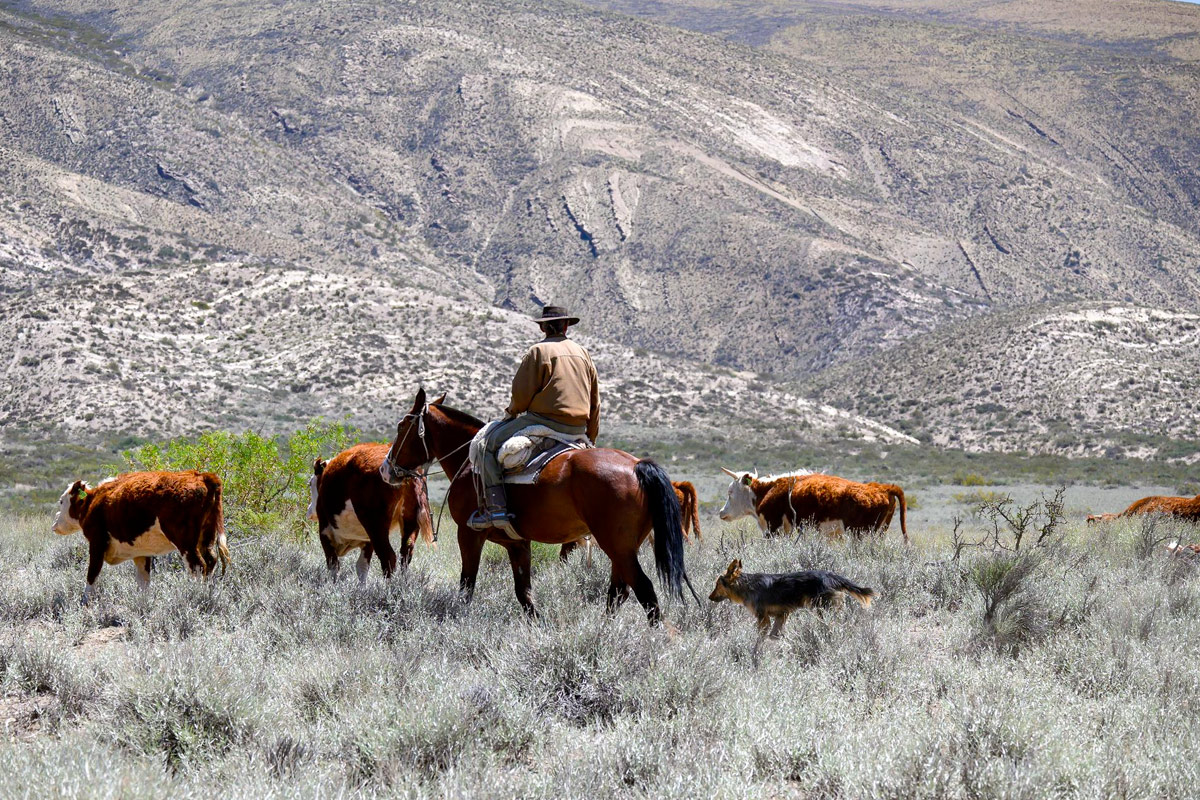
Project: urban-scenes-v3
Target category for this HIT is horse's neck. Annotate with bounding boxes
[431,413,478,480]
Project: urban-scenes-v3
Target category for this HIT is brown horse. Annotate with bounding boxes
[381,388,695,622]
[559,480,703,562]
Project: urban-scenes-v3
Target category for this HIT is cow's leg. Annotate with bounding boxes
[133,557,153,591]
[457,526,486,603]
[360,510,398,578]
[318,533,339,579]
[559,540,580,562]
[818,519,845,540]
[83,534,107,606]
[503,540,536,617]
[398,520,417,569]
[355,545,372,584]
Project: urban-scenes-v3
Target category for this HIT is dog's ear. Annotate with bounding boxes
[725,559,741,577]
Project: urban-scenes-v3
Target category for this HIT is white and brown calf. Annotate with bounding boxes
[52,470,229,604]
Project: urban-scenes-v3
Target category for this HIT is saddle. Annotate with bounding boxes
[470,423,593,485]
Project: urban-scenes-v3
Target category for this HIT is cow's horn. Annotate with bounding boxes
[721,467,739,479]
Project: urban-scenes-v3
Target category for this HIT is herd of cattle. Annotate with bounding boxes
[48,442,1200,601]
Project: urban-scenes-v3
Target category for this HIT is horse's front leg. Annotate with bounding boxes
[457,525,486,603]
[504,540,536,617]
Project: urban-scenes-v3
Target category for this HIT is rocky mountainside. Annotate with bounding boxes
[1,0,1198,460]
[809,303,1200,458]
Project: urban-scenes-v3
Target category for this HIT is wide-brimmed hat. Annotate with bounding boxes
[532,305,580,325]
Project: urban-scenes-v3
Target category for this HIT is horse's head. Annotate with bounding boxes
[380,387,446,486]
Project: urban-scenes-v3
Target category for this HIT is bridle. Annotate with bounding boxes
[383,404,434,484]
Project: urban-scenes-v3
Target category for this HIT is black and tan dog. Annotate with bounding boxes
[709,559,874,637]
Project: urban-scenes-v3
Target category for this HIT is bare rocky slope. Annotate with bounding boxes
[1,0,1199,461]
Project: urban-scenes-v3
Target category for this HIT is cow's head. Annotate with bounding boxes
[307,458,327,522]
[52,480,89,535]
[718,467,757,521]
[709,559,743,602]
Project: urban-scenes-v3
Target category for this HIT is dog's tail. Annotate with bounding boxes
[880,484,908,545]
[637,460,699,603]
[673,481,702,542]
[828,572,874,607]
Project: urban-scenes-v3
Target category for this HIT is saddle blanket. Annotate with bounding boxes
[469,423,593,485]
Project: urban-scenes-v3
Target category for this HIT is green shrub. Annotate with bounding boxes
[118,420,358,540]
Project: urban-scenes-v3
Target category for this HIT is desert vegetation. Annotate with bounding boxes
[3,482,1200,797]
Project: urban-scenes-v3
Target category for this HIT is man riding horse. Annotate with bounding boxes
[469,305,600,536]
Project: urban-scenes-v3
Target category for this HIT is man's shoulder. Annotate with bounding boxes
[533,337,591,357]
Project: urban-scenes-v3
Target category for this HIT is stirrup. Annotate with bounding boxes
[468,509,521,539]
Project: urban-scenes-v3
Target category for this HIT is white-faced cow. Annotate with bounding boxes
[309,443,433,581]
[719,468,908,544]
[1089,494,1200,525]
[52,470,230,604]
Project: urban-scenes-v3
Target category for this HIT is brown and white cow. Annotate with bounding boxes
[1090,494,1200,525]
[309,443,433,581]
[52,470,230,604]
[718,468,909,544]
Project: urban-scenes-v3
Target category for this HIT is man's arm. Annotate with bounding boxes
[586,362,600,443]
[506,347,544,417]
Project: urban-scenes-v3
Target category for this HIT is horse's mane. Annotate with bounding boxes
[433,402,485,429]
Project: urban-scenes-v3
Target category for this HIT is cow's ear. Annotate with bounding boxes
[741,473,753,486]
[72,480,88,501]
[430,392,446,406]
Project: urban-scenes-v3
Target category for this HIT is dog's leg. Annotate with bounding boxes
[769,612,790,639]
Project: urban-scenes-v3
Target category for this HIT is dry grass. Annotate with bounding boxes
[2,510,1200,798]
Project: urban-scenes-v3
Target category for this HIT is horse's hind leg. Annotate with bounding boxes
[606,569,631,613]
[504,540,536,617]
[457,526,486,602]
[613,552,661,625]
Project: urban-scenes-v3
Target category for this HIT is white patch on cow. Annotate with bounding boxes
[761,469,814,481]
[52,484,83,535]
[307,473,320,521]
[104,518,176,564]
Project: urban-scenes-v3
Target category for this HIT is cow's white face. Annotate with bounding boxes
[306,473,320,522]
[52,483,83,535]
[718,471,757,521]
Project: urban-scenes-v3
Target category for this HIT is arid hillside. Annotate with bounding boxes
[1,0,1198,458]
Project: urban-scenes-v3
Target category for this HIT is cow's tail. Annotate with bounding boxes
[203,473,230,575]
[636,460,698,603]
[412,477,436,547]
[828,573,875,608]
[675,481,702,542]
[882,484,908,545]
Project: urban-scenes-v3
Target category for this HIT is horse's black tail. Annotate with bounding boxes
[636,460,699,604]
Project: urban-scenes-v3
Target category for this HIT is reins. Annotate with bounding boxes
[384,403,477,542]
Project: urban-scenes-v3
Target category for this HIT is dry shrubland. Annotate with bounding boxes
[3,509,1199,798]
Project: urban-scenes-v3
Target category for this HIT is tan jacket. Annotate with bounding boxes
[506,336,600,440]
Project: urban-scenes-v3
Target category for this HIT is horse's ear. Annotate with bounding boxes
[412,386,427,411]
[430,392,446,406]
